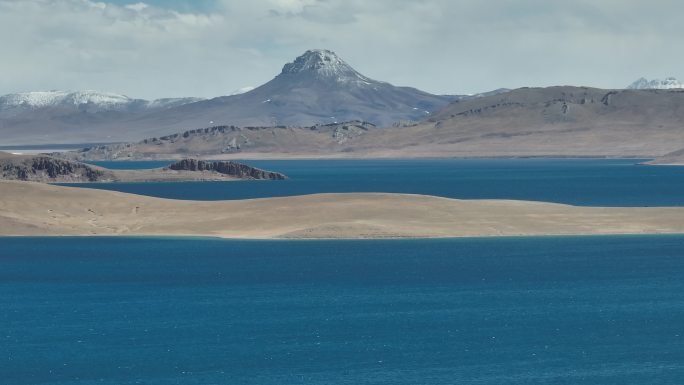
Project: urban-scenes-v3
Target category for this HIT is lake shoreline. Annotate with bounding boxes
[3,180,684,240]
[72,152,657,161]
[4,232,684,241]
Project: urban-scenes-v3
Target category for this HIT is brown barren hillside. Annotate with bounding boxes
[59,87,684,161]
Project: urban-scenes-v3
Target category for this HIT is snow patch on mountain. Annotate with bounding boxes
[627,77,683,90]
[0,91,70,108]
[0,90,131,109]
[0,90,203,111]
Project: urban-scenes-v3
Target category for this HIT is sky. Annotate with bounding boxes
[0,0,682,99]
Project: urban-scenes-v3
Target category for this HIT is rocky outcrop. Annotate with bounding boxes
[325,121,374,144]
[0,153,113,182]
[168,159,287,180]
[0,153,289,182]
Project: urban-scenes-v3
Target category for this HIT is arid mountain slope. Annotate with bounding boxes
[59,87,684,160]
[359,86,684,157]
[60,121,378,160]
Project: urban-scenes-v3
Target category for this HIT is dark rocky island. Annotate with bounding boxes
[0,152,114,182]
[168,159,287,180]
[0,152,286,183]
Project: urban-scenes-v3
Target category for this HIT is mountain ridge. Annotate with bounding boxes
[0,90,204,111]
[57,86,684,160]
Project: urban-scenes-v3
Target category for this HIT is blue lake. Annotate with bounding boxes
[2,235,684,384]
[77,158,684,206]
[8,159,684,383]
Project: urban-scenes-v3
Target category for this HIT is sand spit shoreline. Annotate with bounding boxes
[3,181,684,240]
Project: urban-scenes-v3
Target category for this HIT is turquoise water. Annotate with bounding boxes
[2,236,684,384]
[78,159,684,206]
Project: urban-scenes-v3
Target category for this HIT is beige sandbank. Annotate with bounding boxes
[1,180,684,239]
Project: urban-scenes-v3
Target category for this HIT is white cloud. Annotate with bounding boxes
[124,2,147,11]
[0,0,682,98]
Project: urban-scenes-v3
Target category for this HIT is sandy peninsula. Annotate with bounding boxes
[2,181,684,239]
[646,148,684,166]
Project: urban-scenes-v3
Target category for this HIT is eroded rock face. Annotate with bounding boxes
[1,156,110,182]
[168,159,287,180]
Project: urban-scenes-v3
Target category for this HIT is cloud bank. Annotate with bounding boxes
[0,0,682,98]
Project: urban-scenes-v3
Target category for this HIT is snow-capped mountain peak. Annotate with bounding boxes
[279,49,376,85]
[627,77,683,90]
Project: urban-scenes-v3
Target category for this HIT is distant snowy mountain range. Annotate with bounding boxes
[627,77,683,90]
[0,90,204,112]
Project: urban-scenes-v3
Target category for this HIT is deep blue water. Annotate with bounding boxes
[76,159,684,206]
[2,236,684,384]
[11,159,684,383]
